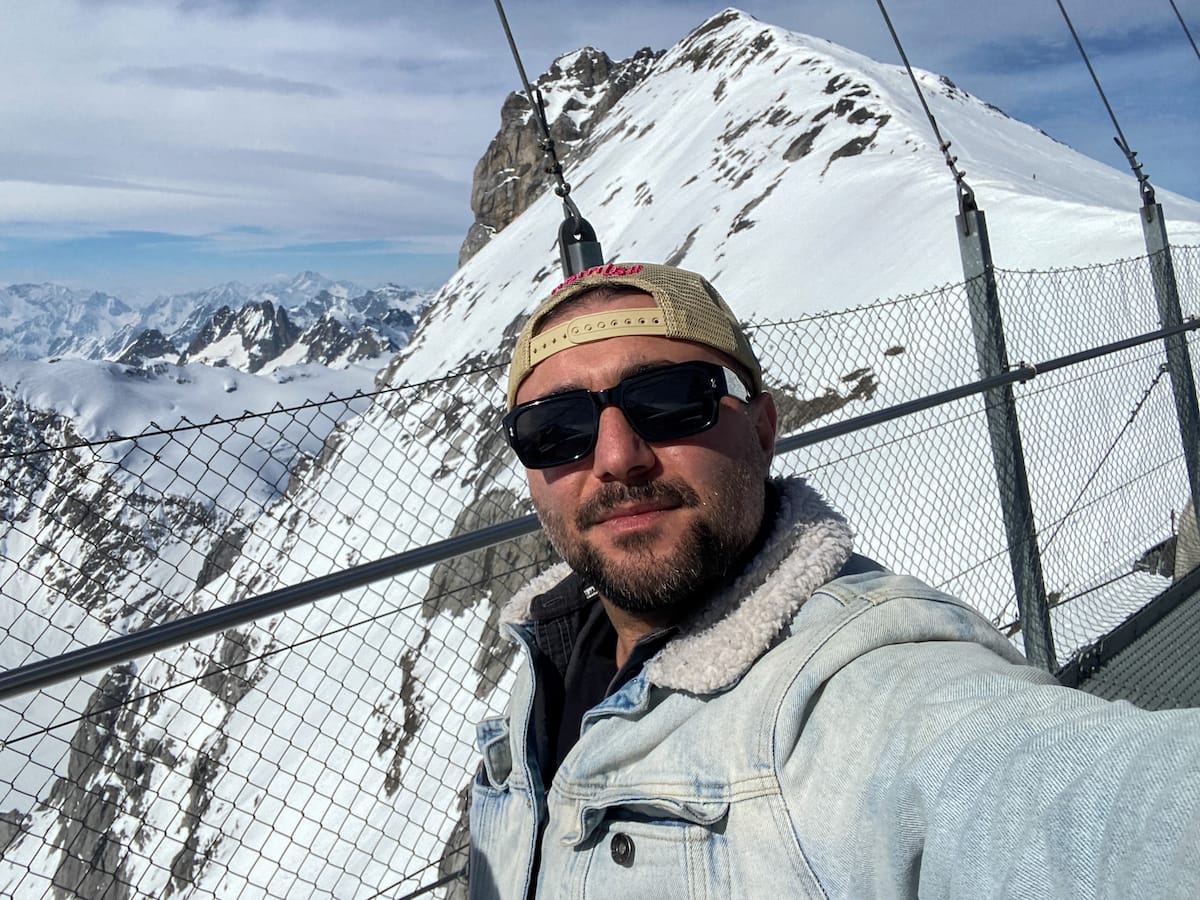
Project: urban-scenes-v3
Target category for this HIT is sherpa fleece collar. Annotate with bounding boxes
[500,476,854,695]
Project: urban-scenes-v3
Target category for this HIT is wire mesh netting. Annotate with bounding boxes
[1,248,1197,897]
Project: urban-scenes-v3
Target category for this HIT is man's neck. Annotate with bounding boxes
[601,600,672,668]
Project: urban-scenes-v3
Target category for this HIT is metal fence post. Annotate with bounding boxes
[957,208,1057,671]
[1141,203,1200,523]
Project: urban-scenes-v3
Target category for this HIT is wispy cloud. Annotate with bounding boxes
[218,148,462,187]
[109,62,340,97]
[109,63,340,97]
[0,149,230,197]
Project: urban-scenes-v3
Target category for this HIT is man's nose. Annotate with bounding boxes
[591,404,656,481]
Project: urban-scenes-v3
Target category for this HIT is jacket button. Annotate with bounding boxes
[610,832,635,866]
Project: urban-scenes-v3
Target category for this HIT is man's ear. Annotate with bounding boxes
[751,391,777,462]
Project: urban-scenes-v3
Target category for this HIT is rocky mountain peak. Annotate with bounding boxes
[181,301,299,373]
[115,328,178,367]
[457,44,663,267]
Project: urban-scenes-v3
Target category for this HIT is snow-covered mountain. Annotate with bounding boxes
[0,284,139,360]
[0,271,430,374]
[3,8,1199,898]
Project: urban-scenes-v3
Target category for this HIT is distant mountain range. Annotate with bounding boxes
[0,271,431,373]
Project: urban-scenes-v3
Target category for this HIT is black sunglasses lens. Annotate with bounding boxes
[507,363,730,468]
[510,394,597,468]
[622,368,719,440]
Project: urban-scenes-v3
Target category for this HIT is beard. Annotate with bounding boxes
[537,472,764,620]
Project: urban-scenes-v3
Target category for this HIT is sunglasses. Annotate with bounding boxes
[503,360,753,469]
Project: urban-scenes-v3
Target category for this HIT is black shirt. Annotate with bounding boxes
[528,578,673,785]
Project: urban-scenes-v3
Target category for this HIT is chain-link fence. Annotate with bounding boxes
[1,248,1197,897]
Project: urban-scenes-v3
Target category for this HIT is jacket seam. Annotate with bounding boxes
[815,578,968,611]
[767,599,877,898]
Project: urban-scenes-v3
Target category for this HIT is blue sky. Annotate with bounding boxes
[0,0,1196,300]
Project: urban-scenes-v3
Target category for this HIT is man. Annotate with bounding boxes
[469,262,1200,898]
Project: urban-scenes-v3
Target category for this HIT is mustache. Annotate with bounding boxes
[575,479,701,529]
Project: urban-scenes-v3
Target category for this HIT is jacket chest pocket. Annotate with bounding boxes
[548,797,731,899]
[578,815,729,900]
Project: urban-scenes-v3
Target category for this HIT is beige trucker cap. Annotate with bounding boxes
[506,262,763,409]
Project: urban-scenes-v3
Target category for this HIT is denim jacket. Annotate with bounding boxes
[469,478,1200,898]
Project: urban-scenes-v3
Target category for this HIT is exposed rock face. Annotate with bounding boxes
[458,46,662,266]
[115,328,179,367]
[296,314,386,365]
[47,665,140,900]
[181,301,299,373]
[0,392,231,623]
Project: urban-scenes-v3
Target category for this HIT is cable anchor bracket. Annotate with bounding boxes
[558,197,603,277]
[1113,135,1156,208]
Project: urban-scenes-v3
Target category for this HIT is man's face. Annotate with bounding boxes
[515,292,777,619]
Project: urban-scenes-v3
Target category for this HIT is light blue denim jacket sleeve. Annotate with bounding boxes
[470,573,1200,899]
[784,574,1200,899]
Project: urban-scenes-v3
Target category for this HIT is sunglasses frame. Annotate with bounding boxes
[503,360,753,469]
